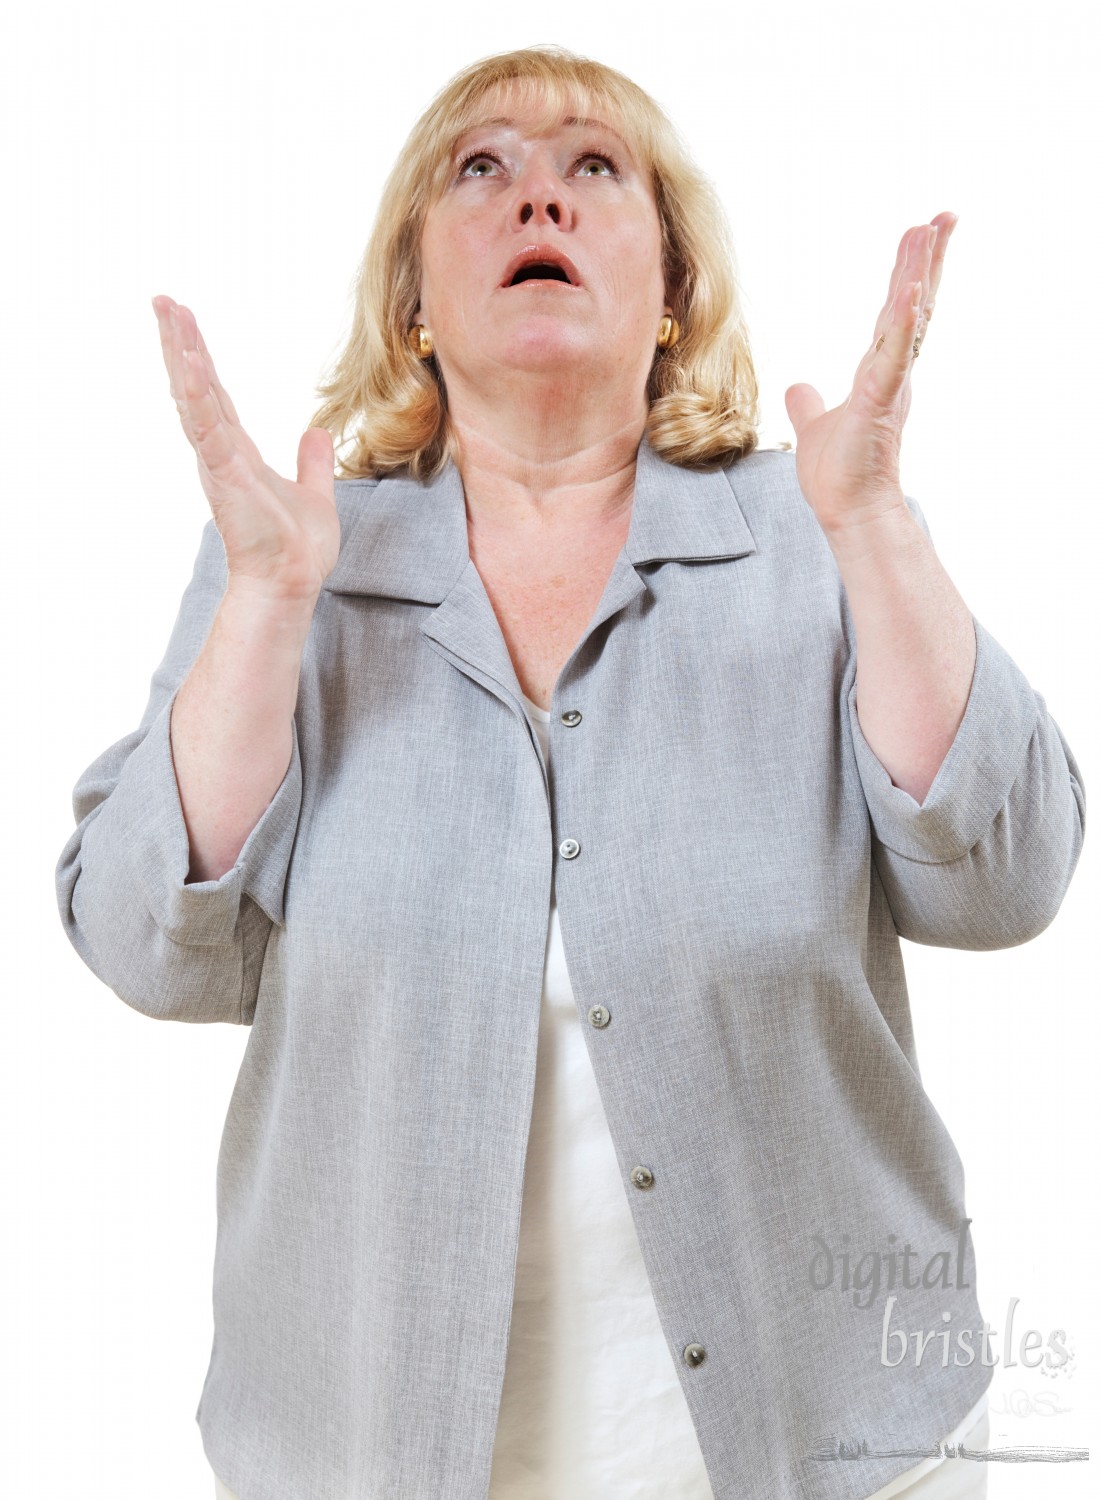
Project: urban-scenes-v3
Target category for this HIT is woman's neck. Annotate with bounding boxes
[448,396,648,538]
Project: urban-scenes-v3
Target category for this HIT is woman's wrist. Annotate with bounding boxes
[222,576,321,640]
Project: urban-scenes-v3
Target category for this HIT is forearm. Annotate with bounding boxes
[824,499,976,806]
[171,584,317,883]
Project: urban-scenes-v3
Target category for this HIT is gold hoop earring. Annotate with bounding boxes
[656,315,680,350]
[408,324,434,359]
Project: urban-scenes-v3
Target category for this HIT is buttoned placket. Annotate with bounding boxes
[545,681,710,1373]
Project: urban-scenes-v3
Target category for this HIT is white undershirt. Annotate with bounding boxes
[486,692,988,1500]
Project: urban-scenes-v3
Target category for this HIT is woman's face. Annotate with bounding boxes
[416,86,670,399]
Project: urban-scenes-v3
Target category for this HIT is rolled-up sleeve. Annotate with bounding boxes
[55,518,304,1022]
[843,509,1086,950]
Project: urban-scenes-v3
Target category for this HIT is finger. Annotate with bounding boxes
[868,225,928,357]
[872,218,947,359]
[177,324,244,480]
[866,229,911,350]
[909,220,948,355]
[179,307,267,473]
[192,321,243,429]
[886,224,922,308]
[905,215,956,339]
[870,277,924,403]
[153,296,196,439]
[162,303,248,480]
[152,297,227,461]
[922,212,958,325]
[881,224,918,309]
[911,224,935,337]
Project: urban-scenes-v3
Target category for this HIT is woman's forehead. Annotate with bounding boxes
[450,81,635,155]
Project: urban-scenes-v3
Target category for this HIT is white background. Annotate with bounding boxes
[3,0,1096,1495]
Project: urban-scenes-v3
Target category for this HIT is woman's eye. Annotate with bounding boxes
[461,155,499,177]
[577,155,616,176]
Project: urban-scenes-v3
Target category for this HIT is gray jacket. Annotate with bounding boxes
[55,437,1086,1499]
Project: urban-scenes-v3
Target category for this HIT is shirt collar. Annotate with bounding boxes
[321,431,758,603]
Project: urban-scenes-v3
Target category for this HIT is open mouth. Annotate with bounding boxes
[501,247,582,289]
[509,263,573,286]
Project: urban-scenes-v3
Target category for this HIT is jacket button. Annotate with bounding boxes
[559,838,580,859]
[561,709,582,726]
[683,1344,707,1367]
[630,1165,654,1190]
[587,1004,611,1028]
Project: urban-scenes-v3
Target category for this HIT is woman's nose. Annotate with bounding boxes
[511,162,574,230]
[518,199,562,227]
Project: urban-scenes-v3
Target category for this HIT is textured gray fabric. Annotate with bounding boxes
[56,437,1086,1499]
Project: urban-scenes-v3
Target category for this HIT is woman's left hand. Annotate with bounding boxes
[784,213,958,536]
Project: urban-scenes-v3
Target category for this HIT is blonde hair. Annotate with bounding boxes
[308,45,761,479]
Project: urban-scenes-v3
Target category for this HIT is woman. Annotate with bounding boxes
[56,45,1084,1500]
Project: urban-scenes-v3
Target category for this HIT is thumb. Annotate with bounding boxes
[784,382,825,444]
[297,425,335,494]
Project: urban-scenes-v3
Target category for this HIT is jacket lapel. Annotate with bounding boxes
[320,433,759,709]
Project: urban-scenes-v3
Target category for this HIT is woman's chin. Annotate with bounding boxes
[491,323,600,376]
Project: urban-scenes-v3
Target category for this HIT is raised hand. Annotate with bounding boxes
[783,213,959,537]
[151,296,340,601]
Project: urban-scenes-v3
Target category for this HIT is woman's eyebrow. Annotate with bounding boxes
[562,116,628,145]
[451,116,632,155]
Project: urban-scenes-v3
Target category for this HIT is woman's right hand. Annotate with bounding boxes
[152,295,340,603]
